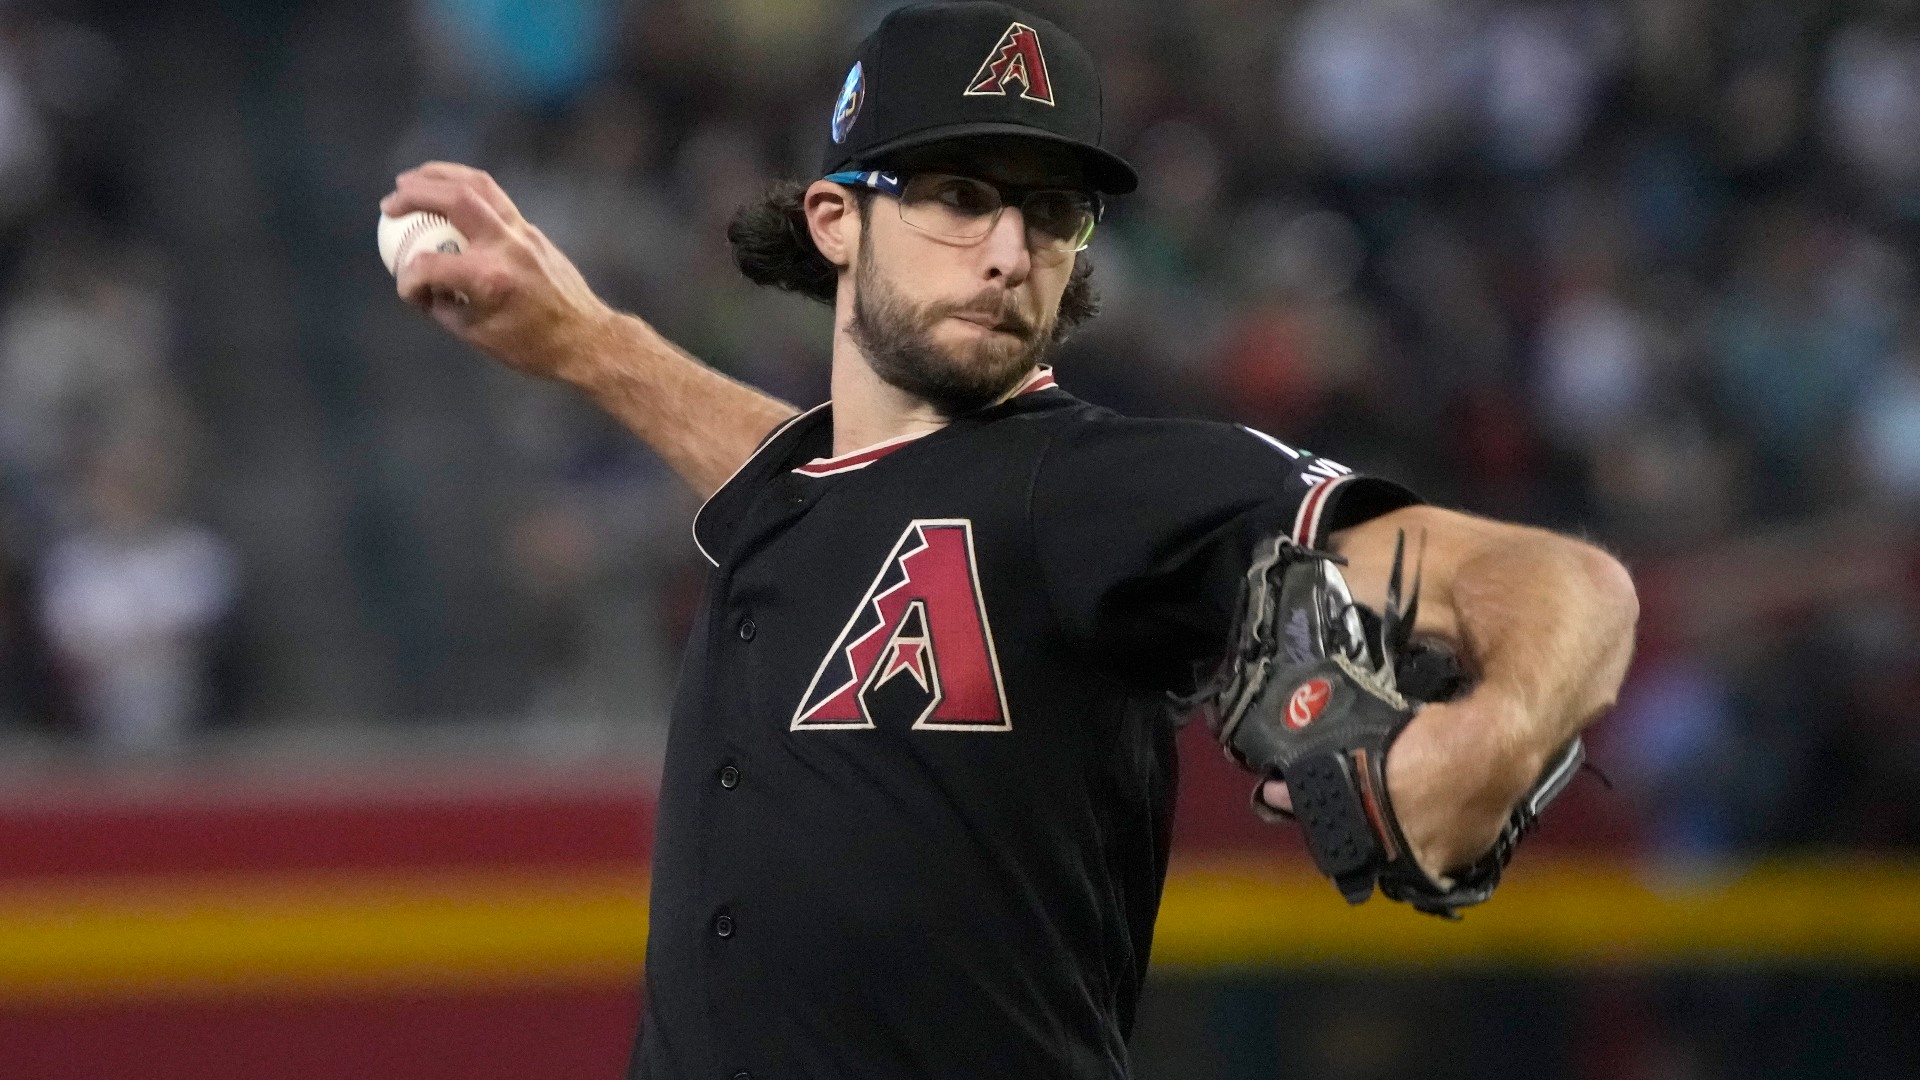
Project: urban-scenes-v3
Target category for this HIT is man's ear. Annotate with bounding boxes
[803,180,860,269]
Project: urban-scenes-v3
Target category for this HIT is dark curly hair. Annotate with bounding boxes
[726,180,1100,343]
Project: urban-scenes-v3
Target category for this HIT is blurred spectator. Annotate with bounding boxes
[0,515,57,732]
[0,228,178,535]
[1213,204,1378,440]
[1123,118,1227,284]
[503,498,599,722]
[35,439,235,756]
[1856,309,1920,506]
[1611,646,1744,861]
[0,20,51,230]
[1481,1,1623,172]
[1711,2,1811,175]
[1534,250,1652,452]
[501,86,680,314]
[1824,11,1920,212]
[1710,206,1896,509]
[1281,0,1476,178]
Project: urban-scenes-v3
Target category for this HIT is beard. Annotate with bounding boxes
[848,241,1054,418]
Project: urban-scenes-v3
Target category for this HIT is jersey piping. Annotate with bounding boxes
[691,402,828,567]
[793,429,934,477]
[791,366,1061,478]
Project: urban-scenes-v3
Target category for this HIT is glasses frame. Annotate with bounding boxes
[824,170,1104,254]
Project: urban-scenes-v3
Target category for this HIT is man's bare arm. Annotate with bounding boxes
[1316,504,1640,878]
[382,162,799,498]
[536,311,800,498]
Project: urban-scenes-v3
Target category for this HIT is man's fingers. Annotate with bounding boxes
[396,249,491,310]
[383,162,524,232]
[384,174,507,241]
[385,173,514,244]
[416,161,523,221]
[1259,779,1293,815]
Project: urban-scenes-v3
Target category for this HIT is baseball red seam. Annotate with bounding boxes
[395,214,451,271]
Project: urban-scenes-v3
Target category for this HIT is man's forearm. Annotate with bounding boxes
[1338,507,1637,778]
[558,312,801,499]
[1447,530,1640,785]
[1399,529,1637,874]
[1332,506,1639,876]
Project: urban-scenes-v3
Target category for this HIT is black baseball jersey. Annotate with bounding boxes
[631,369,1417,1080]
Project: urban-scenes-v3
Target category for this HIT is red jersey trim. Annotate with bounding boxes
[1291,474,1353,548]
[793,366,1058,478]
[1012,366,1057,394]
[793,430,933,477]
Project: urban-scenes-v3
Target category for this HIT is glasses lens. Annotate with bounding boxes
[895,174,1097,253]
[899,175,1001,240]
[1022,191,1097,252]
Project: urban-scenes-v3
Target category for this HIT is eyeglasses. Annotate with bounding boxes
[825,170,1103,257]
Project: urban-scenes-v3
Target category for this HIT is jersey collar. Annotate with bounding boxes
[793,365,1059,478]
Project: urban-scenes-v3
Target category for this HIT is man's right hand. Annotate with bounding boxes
[382,161,614,383]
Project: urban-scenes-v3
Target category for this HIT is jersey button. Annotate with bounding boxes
[733,1073,752,1080]
[737,618,756,642]
[719,765,740,789]
[714,913,734,938]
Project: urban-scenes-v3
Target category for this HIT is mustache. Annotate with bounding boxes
[929,289,1038,339]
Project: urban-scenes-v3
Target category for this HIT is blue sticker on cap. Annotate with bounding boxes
[831,61,864,145]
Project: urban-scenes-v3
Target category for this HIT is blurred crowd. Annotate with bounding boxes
[0,0,1915,857]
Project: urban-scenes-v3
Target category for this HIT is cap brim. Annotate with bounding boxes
[850,122,1138,195]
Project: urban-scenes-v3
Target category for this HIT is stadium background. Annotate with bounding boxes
[1,0,1917,1076]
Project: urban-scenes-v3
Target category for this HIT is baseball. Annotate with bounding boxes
[377,210,467,275]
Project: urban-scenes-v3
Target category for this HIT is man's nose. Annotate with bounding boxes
[979,205,1032,285]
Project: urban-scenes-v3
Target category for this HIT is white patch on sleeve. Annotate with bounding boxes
[1304,457,1352,482]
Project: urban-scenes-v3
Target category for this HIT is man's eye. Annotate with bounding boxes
[935,181,998,215]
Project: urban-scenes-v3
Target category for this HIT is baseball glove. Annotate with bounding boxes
[1192,531,1585,919]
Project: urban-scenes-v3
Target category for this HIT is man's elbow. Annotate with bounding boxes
[1575,540,1638,636]
[1562,537,1640,700]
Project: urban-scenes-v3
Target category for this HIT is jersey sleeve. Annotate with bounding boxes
[1029,417,1419,693]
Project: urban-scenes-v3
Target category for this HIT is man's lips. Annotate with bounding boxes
[949,311,1025,335]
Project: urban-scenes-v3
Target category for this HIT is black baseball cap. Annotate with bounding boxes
[820,2,1138,195]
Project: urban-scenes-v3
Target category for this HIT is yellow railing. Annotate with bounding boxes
[3,858,1918,1001]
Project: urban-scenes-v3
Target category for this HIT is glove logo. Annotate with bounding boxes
[793,519,1012,732]
[1286,678,1333,729]
[965,22,1056,105]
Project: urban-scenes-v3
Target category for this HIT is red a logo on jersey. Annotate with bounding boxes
[964,22,1055,105]
[792,519,1012,731]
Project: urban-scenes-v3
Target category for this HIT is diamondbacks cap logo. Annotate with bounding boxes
[965,22,1055,106]
[831,61,864,144]
[793,519,1011,731]
[1286,678,1333,730]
